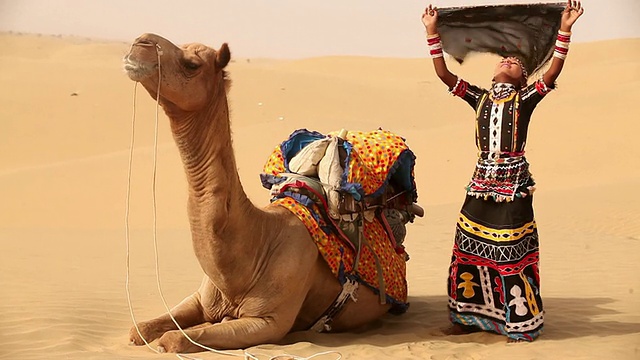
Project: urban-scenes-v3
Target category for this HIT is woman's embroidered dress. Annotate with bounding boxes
[447,78,552,341]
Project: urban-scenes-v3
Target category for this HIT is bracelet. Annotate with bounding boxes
[426,33,443,59]
[554,30,571,60]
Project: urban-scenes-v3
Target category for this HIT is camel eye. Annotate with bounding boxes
[184,61,201,70]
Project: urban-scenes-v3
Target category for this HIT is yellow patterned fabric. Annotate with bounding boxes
[263,145,286,176]
[330,130,413,196]
[263,129,416,200]
[458,214,536,242]
[261,129,416,307]
[273,197,407,304]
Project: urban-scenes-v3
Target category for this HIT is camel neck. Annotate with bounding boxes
[166,95,255,241]
[165,94,280,294]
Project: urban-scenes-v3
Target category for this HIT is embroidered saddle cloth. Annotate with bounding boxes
[260,129,418,309]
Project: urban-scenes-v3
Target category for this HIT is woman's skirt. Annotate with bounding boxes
[448,194,543,341]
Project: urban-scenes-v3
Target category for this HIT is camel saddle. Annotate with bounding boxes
[261,128,422,325]
[261,128,422,254]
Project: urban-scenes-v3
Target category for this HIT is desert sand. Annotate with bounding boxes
[0,32,639,359]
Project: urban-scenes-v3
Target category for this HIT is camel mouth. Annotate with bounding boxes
[123,55,157,81]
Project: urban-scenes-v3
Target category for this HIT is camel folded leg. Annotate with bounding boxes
[156,316,288,353]
[129,293,206,345]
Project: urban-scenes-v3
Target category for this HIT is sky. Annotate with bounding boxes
[1,0,638,58]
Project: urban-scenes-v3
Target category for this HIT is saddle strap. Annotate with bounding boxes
[309,278,359,332]
[352,211,387,305]
[278,173,389,305]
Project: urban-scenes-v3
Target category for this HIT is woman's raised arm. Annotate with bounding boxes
[543,0,584,87]
[422,4,458,89]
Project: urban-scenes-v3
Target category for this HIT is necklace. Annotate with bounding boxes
[491,83,516,100]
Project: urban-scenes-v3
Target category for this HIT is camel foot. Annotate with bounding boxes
[157,330,195,353]
[129,322,164,346]
[443,323,480,335]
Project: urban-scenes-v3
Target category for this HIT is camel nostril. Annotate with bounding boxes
[134,39,155,47]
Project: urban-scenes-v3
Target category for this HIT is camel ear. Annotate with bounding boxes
[216,43,231,69]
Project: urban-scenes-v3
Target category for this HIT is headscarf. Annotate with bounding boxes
[437,3,565,76]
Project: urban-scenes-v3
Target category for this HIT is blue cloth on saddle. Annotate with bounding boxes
[279,129,326,172]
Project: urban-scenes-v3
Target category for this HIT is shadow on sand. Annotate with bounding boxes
[280,295,640,347]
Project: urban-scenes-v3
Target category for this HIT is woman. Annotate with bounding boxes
[421,1,584,341]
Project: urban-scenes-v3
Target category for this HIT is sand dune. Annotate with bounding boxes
[1,33,639,359]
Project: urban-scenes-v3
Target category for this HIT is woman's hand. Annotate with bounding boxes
[560,0,584,31]
[422,4,439,34]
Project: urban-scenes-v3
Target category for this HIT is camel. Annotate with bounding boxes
[123,33,418,353]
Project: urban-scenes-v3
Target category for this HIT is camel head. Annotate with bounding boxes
[123,33,231,112]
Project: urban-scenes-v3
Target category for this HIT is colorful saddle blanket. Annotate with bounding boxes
[261,129,417,310]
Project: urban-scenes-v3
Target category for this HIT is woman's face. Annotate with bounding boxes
[493,57,524,85]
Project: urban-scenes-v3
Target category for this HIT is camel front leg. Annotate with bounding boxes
[129,293,205,345]
[156,316,288,353]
